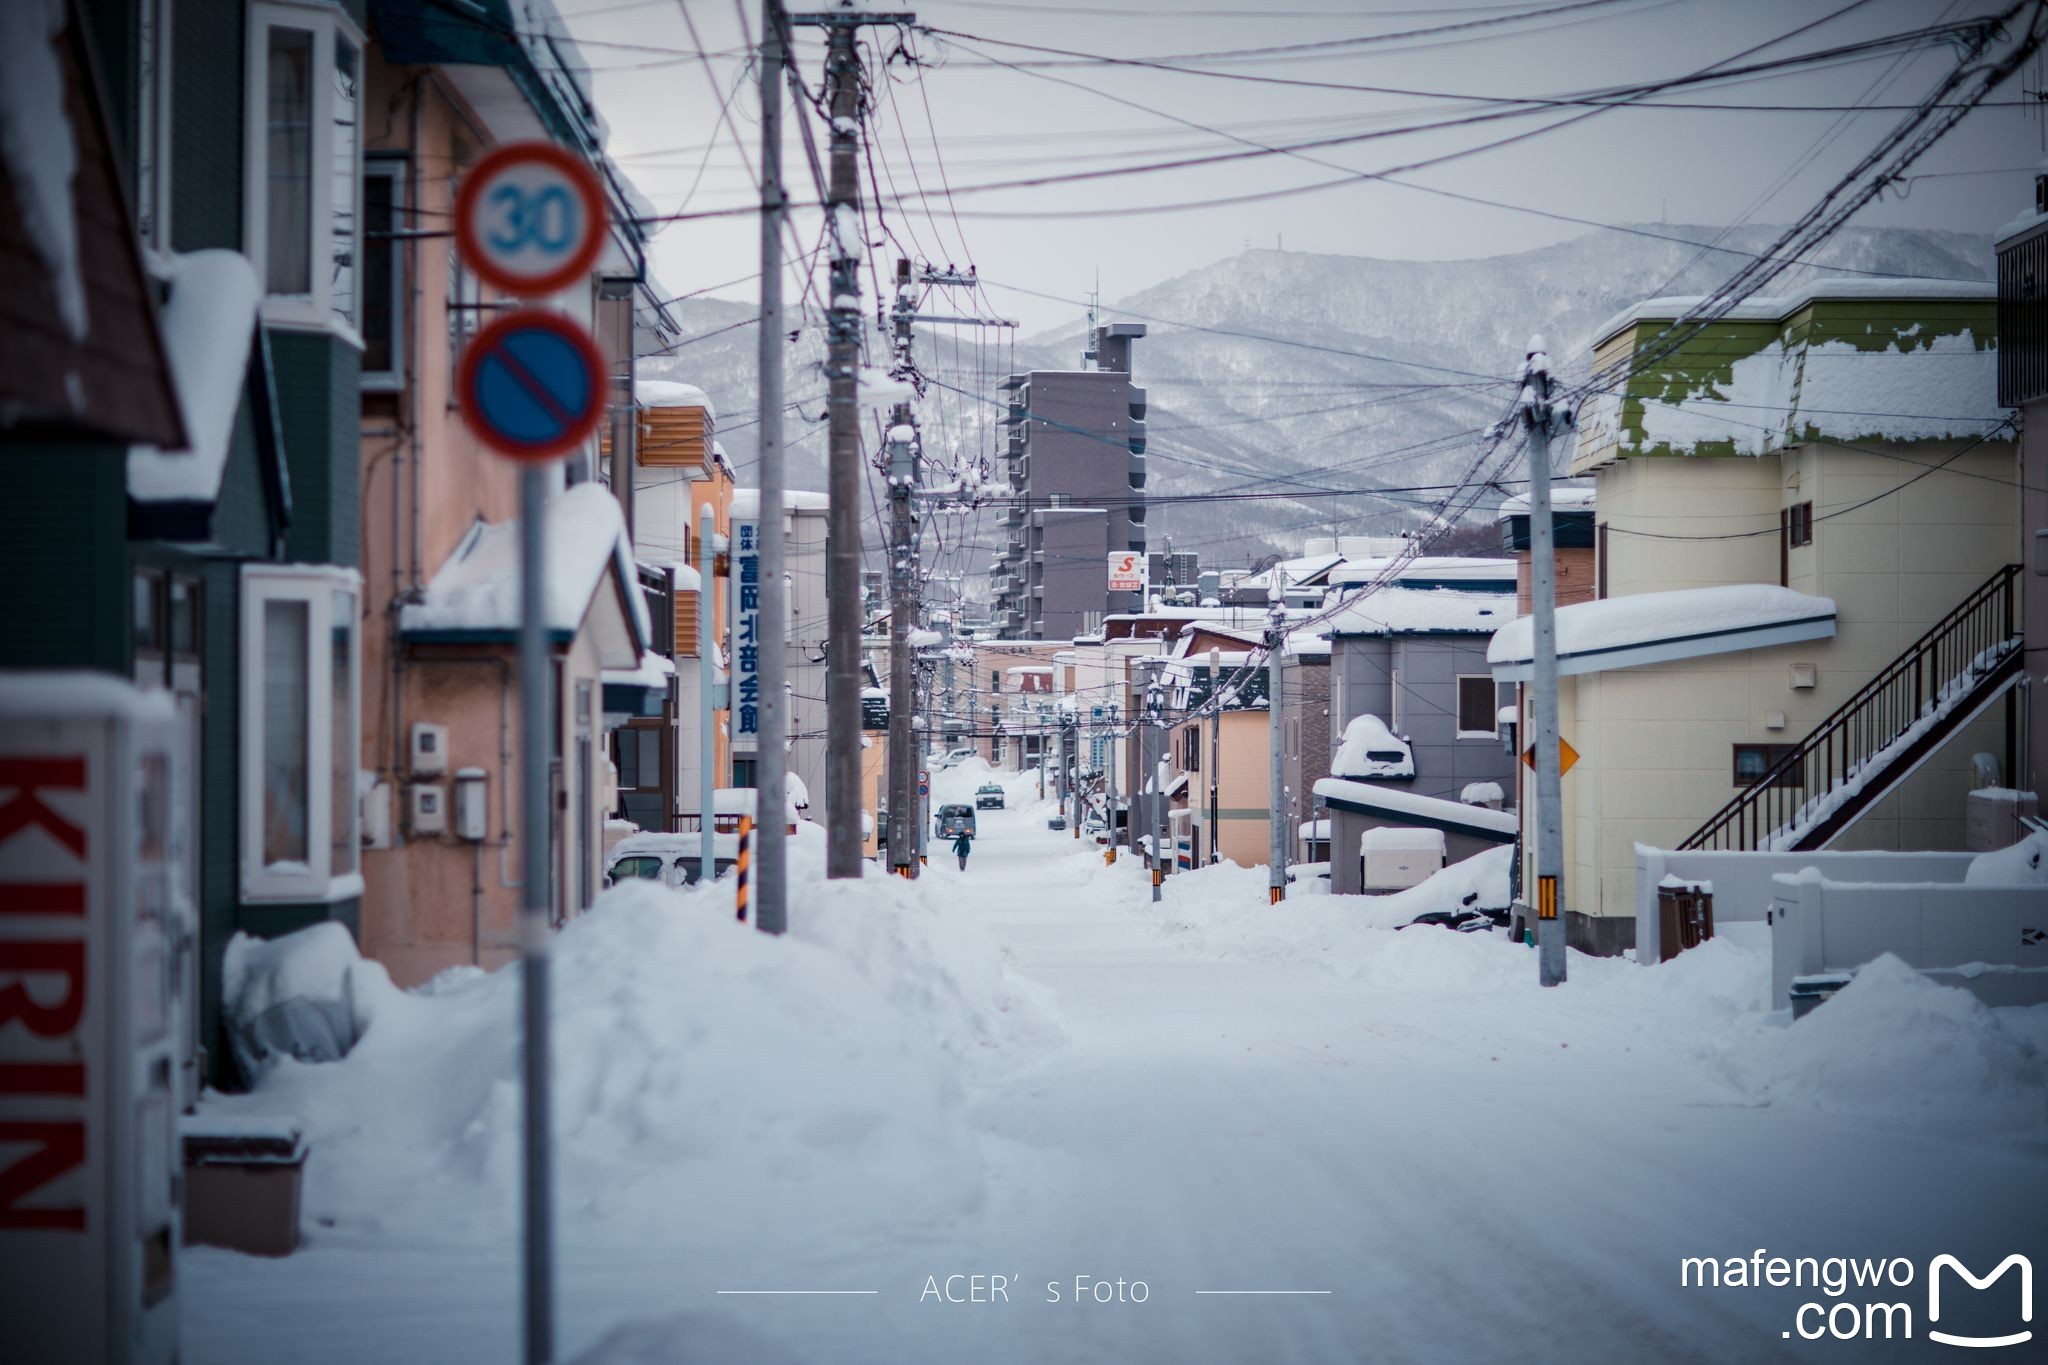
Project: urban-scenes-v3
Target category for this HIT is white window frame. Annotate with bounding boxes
[244,0,365,342]
[360,155,405,391]
[1455,674,1499,739]
[136,0,175,254]
[239,565,364,903]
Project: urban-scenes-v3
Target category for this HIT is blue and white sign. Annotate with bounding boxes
[729,514,761,753]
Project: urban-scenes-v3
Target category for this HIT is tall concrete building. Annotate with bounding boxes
[991,323,1148,638]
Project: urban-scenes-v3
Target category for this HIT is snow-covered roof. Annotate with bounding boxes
[1332,714,1414,780]
[1325,557,1517,590]
[634,378,714,421]
[1314,778,1519,838]
[1592,277,1998,349]
[401,484,649,654]
[1361,826,1447,854]
[602,650,674,691]
[1488,584,1835,680]
[0,669,179,723]
[2,0,86,339]
[730,488,829,516]
[127,251,261,504]
[1322,587,1513,638]
[1497,486,1596,519]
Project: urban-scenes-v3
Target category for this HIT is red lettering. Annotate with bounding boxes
[0,883,85,916]
[0,940,86,1036]
[0,759,86,858]
[0,1064,85,1096]
[0,1121,85,1230]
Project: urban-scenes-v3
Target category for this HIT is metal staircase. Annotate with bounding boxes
[1680,564,2024,853]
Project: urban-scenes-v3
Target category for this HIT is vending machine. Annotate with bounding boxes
[1,673,183,1364]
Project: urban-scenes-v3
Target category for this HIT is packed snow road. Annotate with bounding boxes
[185,766,2048,1364]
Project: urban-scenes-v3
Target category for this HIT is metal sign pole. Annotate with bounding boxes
[517,464,554,1365]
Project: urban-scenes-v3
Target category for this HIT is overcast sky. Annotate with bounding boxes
[562,0,2040,333]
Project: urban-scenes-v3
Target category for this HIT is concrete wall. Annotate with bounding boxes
[1634,845,1976,965]
[1769,871,2048,1009]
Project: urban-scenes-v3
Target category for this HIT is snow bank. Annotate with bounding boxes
[1725,955,2048,1133]
[220,923,386,1078]
[199,864,1061,1247]
[1331,713,1413,778]
[1964,831,2047,886]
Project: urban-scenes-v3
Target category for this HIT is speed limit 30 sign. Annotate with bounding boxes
[454,141,609,297]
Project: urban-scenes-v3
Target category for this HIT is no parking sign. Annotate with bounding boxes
[452,141,610,463]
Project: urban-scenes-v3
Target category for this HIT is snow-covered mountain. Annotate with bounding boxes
[640,224,1992,579]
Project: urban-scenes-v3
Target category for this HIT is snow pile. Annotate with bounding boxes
[128,251,263,502]
[1725,955,2048,1132]
[0,0,85,340]
[1796,331,2002,443]
[1331,713,1413,778]
[633,378,714,420]
[1636,338,1794,456]
[200,866,1062,1246]
[1965,831,2048,886]
[220,923,386,1078]
[1460,781,1504,806]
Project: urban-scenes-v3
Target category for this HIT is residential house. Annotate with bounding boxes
[1164,653,1271,866]
[352,5,664,986]
[1996,166,2047,799]
[1309,586,1521,895]
[2,0,374,1084]
[1492,278,2017,953]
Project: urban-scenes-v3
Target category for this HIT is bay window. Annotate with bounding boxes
[246,2,363,335]
[241,566,362,901]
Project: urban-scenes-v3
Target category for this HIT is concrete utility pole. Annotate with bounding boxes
[1196,650,1212,863]
[1266,570,1287,904]
[884,261,921,877]
[753,0,790,933]
[1103,703,1118,863]
[1520,335,1574,987]
[698,504,717,886]
[1144,660,1165,902]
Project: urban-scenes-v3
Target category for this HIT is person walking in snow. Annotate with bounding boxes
[952,829,974,871]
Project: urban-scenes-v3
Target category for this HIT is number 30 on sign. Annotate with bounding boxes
[454,141,609,297]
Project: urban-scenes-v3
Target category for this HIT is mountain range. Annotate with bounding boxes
[637,223,1992,586]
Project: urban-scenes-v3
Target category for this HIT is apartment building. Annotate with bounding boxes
[991,323,1148,638]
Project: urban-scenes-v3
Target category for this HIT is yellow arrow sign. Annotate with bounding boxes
[1522,735,1579,777]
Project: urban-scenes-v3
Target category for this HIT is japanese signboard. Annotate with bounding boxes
[729,514,761,753]
[1107,551,1146,594]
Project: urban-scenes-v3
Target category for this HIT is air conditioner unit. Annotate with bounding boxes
[409,783,446,836]
[411,722,449,776]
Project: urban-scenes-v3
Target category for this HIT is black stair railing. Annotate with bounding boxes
[1680,564,2022,852]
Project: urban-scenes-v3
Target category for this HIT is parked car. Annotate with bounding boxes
[933,746,978,770]
[975,783,1006,810]
[935,803,977,839]
[605,832,737,889]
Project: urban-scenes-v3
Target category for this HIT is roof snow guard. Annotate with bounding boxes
[1488,584,1835,681]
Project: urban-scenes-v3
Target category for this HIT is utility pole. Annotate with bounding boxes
[1144,660,1165,902]
[1208,645,1221,865]
[791,3,916,877]
[885,261,920,878]
[1103,703,1118,863]
[1266,570,1287,904]
[1520,335,1574,987]
[753,0,790,932]
[698,504,717,886]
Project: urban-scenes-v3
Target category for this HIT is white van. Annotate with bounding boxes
[605,831,740,889]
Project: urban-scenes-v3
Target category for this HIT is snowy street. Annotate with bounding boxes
[182,763,2048,1364]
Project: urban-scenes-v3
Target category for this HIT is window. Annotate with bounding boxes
[246,3,364,334]
[1732,743,1802,789]
[136,0,174,252]
[240,566,361,901]
[1788,500,1814,547]
[616,727,661,790]
[360,158,404,388]
[1457,675,1498,737]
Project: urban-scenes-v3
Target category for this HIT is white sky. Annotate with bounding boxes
[562,0,2041,332]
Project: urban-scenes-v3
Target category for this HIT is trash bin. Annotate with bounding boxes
[183,1116,306,1257]
[1789,971,1855,1019]
[1655,879,1715,962]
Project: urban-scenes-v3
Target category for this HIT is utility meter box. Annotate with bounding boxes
[409,783,447,836]
[410,722,448,777]
[360,779,392,850]
[0,673,185,1364]
[453,768,488,842]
